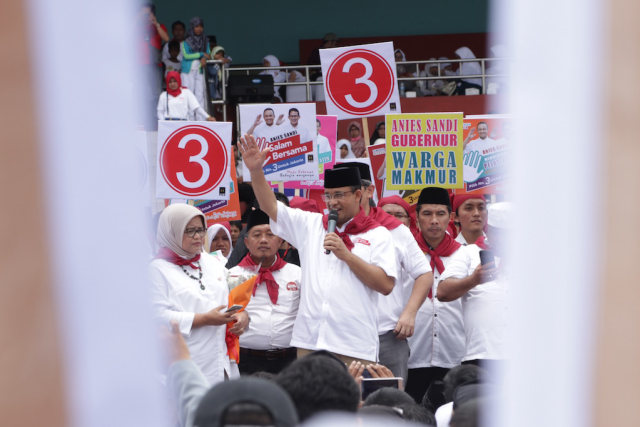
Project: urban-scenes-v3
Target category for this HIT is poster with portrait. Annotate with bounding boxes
[462,114,511,194]
[239,103,318,182]
[283,115,337,189]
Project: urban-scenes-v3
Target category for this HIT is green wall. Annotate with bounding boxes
[153,0,488,64]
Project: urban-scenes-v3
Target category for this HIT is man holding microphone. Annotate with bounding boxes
[239,134,397,366]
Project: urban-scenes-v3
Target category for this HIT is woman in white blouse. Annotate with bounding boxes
[157,71,216,121]
[150,204,247,384]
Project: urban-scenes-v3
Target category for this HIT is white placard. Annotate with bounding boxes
[156,121,232,200]
[320,42,401,120]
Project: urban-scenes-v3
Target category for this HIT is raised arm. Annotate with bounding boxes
[246,114,262,136]
[463,127,476,150]
[238,134,277,221]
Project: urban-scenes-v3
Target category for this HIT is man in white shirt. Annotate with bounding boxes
[247,108,284,148]
[334,162,433,383]
[229,207,301,374]
[451,194,488,245]
[463,122,499,183]
[437,202,510,369]
[278,107,312,144]
[405,187,466,403]
[239,134,397,365]
[316,119,332,166]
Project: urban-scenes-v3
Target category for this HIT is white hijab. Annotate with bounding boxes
[206,224,233,259]
[455,46,482,84]
[156,204,206,258]
[261,55,285,83]
[335,139,356,160]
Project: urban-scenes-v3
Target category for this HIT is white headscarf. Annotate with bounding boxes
[156,204,206,258]
[335,139,355,160]
[261,55,285,83]
[206,224,233,258]
[455,46,482,85]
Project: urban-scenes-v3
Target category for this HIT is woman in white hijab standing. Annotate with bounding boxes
[150,204,248,384]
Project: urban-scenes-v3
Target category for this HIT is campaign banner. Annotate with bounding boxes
[239,103,318,182]
[284,115,337,189]
[367,143,387,200]
[462,115,510,194]
[385,113,464,190]
[320,42,401,120]
[156,121,232,200]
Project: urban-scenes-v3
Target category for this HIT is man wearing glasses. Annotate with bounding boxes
[334,162,433,384]
[239,134,397,366]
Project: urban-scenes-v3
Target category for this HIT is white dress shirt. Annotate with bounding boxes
[377,224,431,334]
[270,202,397,362]
[439,244,508,361]
[230,261,301,350]
[408,248,466,369]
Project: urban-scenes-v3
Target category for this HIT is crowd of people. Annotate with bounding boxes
[142,4,503,128]
[150,129,509,426]
[144,5,508,425]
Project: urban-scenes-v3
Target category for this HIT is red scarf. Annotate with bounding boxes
[237,254,287,304]
[369,207,403,230]
[474,235,490,250]
[416,233,461,298]
[165,71,183,97]
[156,247,200,269]
[322,207,379,251]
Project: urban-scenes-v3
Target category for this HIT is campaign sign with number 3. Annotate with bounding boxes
[156,121,232,200]
[320,42,401,120]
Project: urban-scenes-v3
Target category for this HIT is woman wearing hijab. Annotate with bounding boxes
[346,121,366,157]
[335,139,355,160]
[206,222,233,259]
[454,46,483,94]
[181,17,210,113]
[157,71,214,121]
[150,204,247,385]
[418,58,447,96]
[394,48,417,93]
[260,55,286,102]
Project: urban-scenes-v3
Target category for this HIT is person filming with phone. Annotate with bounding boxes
[239,134,397,367]
[436,202,511,371]
[150,204,249,385]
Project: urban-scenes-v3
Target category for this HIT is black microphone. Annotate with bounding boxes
[325,209,338,254]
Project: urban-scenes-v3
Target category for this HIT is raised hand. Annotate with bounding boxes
[238,134,270,173]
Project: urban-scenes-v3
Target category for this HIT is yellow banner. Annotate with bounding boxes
[385,112,464,189]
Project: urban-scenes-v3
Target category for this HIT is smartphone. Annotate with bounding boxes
[479,250,494,266]
[225,304,243,313]
[361,377,402,400]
